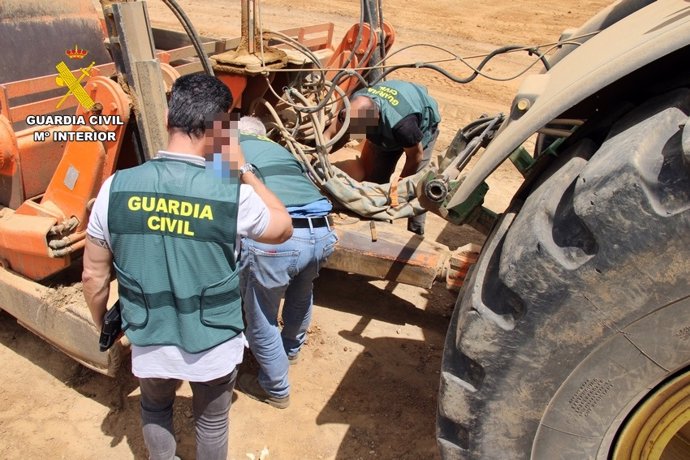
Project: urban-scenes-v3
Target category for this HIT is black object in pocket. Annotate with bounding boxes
[99,301,122,352]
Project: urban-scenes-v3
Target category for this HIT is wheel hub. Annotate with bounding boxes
[613,369,690,460]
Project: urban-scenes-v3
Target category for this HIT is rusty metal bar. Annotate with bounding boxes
[325,219,451,289]
[3,63,116,100]
[0,85,11,120]
[172,61,205,76]
[0,268,124,376]
[272,23,334,51]
[164,42,220,62]
[10,97,79,122]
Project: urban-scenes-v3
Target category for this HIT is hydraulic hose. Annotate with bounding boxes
[370,44,552,85]
[161,0,214,76]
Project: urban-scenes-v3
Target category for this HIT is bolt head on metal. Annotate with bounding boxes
[517,98,531,111]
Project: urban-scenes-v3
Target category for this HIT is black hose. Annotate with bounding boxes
[359,11,383,85]
[464,119,498,140]
[370,44,551,85]
[376,0,386,79]
[161,0,214,76]
[359,0,383,84]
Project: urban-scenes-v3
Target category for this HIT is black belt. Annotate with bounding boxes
[291,215,333,229]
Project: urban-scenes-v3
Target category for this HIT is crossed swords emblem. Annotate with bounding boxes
[55,60,96,110]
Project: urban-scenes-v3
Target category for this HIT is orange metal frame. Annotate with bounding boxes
[0,66,130,280]
[325,21,396,109]
[0,20,369,281]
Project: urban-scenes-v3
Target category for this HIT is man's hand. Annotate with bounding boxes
[324,116,341,143]
[228,128,247,169]
[82,234,113,331]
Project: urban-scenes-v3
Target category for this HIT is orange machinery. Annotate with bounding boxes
[0,0,413,375]
[0,0,467,378]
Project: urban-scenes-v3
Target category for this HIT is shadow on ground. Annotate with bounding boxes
[312,269,457,459]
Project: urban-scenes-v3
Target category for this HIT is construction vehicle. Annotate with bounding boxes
[435,1,690,458]
[0,0,461,378]
[0,0,689,459]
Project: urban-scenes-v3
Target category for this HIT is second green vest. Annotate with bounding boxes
[353,80,441,152]
[240,133,326,207]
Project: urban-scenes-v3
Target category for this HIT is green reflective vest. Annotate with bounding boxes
[240,133,326,207]
[353,80,441,152]
[108,157,243,353]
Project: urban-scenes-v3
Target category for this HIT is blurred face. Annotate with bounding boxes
[349,107,378,139]
[343,98,379,139]
[203,113,236,157]
[203,113,240,182]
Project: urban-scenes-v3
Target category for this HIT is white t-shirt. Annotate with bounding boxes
[87,151,270,381]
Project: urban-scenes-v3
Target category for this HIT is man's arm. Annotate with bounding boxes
[401,142,425,178]
[228,131,292,243]
[241,171,293,244]
[324,116,342,143]
[392,114,425,178]
[82,234,113,331]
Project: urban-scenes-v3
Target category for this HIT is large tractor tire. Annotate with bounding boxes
[437,88,690,459]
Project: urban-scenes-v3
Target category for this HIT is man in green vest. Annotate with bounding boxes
[235,116,338,409]
[326,80,441,235]
[82,74,292,460]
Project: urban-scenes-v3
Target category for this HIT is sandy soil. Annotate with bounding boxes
[0,1,609,459]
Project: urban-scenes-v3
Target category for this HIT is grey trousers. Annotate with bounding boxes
[138,367,238,460]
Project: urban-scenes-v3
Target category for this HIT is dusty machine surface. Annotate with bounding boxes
[0,0,689,458]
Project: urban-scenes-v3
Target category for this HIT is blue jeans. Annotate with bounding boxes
[240,224,338,398]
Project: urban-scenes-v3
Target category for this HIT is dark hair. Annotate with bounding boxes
[167,74,233,139]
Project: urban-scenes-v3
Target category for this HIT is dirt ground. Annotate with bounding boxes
[0,1,609,459]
